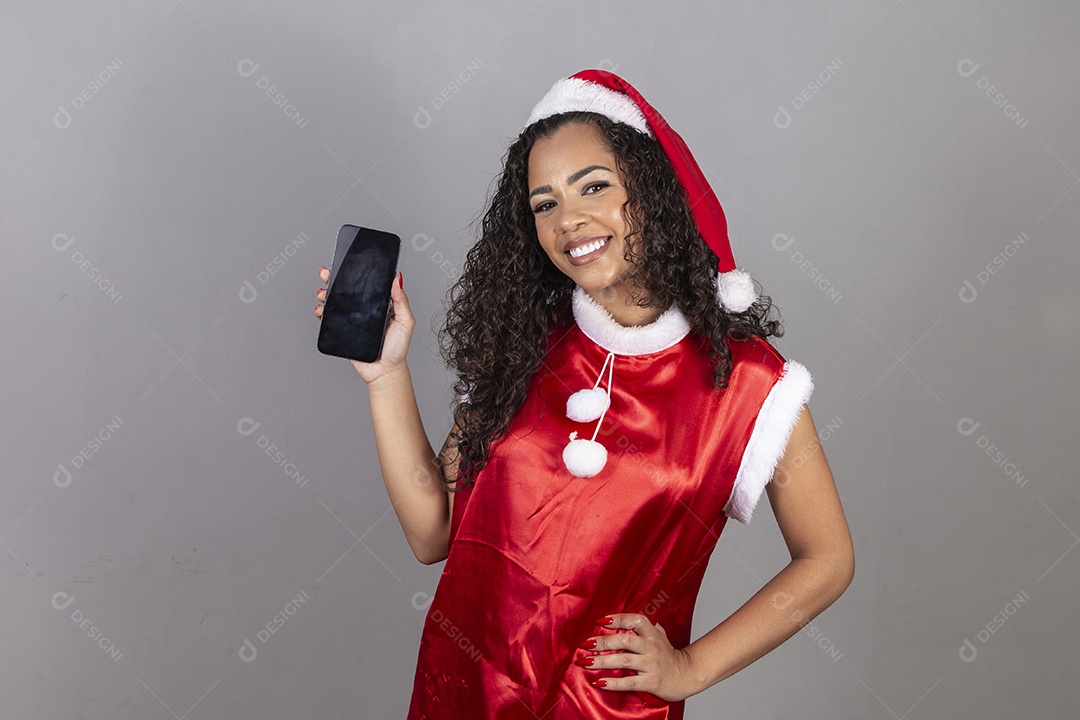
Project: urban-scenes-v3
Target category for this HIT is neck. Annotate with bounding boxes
[583,277,665,327]
[591,293,665,326]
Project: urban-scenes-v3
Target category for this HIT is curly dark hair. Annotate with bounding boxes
[435,111,783,491]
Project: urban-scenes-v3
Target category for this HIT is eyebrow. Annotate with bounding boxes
[529,165,613,199]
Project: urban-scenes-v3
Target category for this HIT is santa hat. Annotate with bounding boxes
[524,69,758,314]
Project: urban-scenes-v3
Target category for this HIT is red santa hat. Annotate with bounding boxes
[525,69,758,313]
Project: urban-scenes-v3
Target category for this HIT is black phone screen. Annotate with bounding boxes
[317,225,401,363]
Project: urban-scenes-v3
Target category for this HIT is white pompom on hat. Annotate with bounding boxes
[525,69,758,313]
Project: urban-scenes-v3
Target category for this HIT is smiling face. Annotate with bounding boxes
[527,121,648,314]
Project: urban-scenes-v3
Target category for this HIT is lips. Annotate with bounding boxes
[563,235,608,254]
[565,236,611,266]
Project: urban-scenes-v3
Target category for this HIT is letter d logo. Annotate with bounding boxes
[54,464,73,488]
[773,105,792,130]
[239,280,257,304]
[53,106,72,130]
[237,417,261,437]
[957,417,981,436]
[413,105,432,130]
[959,280,978,304]
[956,59,981,78]
[236,59,260,78]
[52,591,76,611]
[239,638,258,662]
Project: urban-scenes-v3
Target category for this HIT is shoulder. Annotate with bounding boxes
[723,333,789,389]
[726,333,813,406]
[726,332,785,367]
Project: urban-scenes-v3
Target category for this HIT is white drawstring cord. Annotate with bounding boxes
[589,351,615,442]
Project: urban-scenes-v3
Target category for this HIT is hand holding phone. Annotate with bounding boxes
[316,225,413,384]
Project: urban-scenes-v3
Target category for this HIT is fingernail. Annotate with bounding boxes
[399,271,404,288]
[592,679,607,688]
[318,266,327,273]
[574,656,594,667]
[595,617,613,626]
[579,639,596,649]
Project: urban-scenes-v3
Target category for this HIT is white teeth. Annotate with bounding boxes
[569,237,608,258]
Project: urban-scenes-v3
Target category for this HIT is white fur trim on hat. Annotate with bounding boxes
[717,269,757,313]
[526,77,654,137]
[723,359,814,524]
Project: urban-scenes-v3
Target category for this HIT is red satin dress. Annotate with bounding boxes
[407,285,813,719]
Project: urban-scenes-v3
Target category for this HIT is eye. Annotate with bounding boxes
[532,182,611,214]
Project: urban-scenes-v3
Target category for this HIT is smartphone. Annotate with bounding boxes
[317,225,401,363]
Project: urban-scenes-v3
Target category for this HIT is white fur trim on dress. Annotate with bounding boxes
[526,77,654,136]
[571,285,691,355]
[723,359,814,524]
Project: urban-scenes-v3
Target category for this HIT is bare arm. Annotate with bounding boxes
[366,369,459,564]
[683,403,855,693]
[316,266,460,565]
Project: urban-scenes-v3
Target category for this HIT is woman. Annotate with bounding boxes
[316,70,853,719]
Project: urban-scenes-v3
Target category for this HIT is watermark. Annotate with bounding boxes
[411,591,482,661]
[582,393,841,502]
[237,417,309,488]
[642,589,670,618]
[430,607,483,662]
[817,414,844,442]
[54,415,124,488]
[52,591,123,662]
[958,590,1028,662]
[773,415,843,488]
[408,455,445,491]
[958,231,1028,304]
[413,57,483,129]
[590,417,670,488]
[410,233,461,281]
[596,59,621,75]
[239,589,311,662]
[51,233,123,303]
[53,58,124,129]
[236,59,309,130]
[957,59,1029,130]
[957,417,1027,487]
[772,233,843,303]
[771,590,842,661]
[774,58,843,129]
[239,231,309,304]
[412,590,435,611]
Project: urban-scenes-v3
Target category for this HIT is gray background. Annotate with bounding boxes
[2,1,1077,717]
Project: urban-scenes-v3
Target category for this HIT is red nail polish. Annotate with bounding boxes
[318,265,327,273]
[592,679,607,688]
[574,656,594,667]
[595,616,613,626]
[579,638,596,650]
[398,271,404,288]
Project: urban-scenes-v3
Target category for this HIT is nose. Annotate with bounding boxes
[555,201,588,234]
